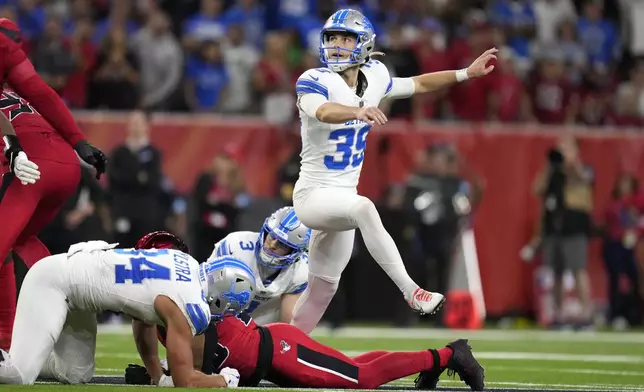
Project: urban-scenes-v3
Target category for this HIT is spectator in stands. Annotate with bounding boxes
[92,0,139,44]
[253,32,296,125]
[88,26,139,109]
[107,111,165,248]
[533,0,577,44]
[223,0,265,48]
[16,0,46,40]
[532,135,594,329]
[381,24,419,120]
[182,0,227,53]
[614,61,644,126]
[222,23,259,113]
[413,18,449,120]
[577,0,619,70]
[184,40,229,112]
[31,17,74,94]
[61,17,97,108]
[488,0,536,70]
[489,47,524,122]
[63,0,95,36]
[524,49,579,124]
[602,173,642,330]
[131,10,183,111]
[189,151,248,262]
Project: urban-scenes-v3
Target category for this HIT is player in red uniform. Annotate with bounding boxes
[0,18,106,350]
[125,230,484,390]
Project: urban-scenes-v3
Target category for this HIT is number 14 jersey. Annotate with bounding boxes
[295,60,393,189]
[64,247,211,336]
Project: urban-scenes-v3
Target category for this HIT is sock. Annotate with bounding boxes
[350,200,418,298]
[290,275,338,334]
[0,259,16,350]
[14,236,50,269]
[438,347,453,367]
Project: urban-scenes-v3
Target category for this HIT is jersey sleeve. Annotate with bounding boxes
[212,235,234,259]
[286,253,309,294]
[295,68,330,99]
[164,284,212,336]
[369,60,416,100]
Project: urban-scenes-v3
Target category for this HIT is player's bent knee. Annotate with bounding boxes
[349,197,378,227]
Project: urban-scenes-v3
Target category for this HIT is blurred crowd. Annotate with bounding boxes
[4,0,644,126]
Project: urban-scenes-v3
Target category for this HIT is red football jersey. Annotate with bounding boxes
[215,314,262,380]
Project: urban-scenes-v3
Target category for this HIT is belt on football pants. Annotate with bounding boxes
[243,325,273,387]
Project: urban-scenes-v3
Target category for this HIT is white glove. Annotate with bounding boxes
[158,374,174,387]
[67,241,119,257]
[13,151,40,185]
[220,367,240,388]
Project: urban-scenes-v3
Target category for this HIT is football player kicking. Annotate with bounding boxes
[290,8,497,334]
[0,231,251,388]
[209,206,311,325]
[129,298,485,390]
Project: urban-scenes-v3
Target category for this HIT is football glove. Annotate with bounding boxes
[124,364,151,385]
[220,367,240,388]
[3,135,40,185]
[74,140,106,180]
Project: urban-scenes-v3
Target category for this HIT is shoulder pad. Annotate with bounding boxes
[296,68,330,99]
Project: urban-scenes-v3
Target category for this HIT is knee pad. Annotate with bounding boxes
[307,269,342,286]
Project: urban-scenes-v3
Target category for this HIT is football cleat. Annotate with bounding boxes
[408,288,445,315]
[417,339,485,391]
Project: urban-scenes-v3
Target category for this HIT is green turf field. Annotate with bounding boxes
[1,325,643,391]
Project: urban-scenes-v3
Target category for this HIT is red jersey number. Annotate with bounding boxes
[0,91,35,121]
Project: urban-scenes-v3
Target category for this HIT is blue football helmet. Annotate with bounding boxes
[256,207,310,269]
[319,8,378,72]
[199,256,257,320]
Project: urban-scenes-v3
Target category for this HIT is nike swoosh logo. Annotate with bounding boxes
[311,75,319,81]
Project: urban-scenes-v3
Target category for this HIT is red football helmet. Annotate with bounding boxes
[135,231,189,254]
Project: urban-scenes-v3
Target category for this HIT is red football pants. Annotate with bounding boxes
[0,159,80,349]
[266,323,443,389]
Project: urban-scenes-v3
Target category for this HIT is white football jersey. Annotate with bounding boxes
[295,60,393,189]
[64,247,211,336]
[210,231,309,324]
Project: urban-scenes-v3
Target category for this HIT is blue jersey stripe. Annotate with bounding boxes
[296,80,329,99]
[186,303,209,334]
[385,77,393,95]
[290,282,308,294]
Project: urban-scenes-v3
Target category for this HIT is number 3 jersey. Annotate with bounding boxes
[64,247,211,336]
[295,60,393,190]
[210,231,308,325]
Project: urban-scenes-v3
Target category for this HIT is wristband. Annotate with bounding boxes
[456,69,469,83]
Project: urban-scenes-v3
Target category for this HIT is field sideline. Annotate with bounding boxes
[3,325,642,392]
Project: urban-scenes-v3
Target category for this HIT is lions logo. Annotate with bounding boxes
[220,281,252,312]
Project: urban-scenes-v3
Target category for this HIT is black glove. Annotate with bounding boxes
[74,140,106,180]
[125,364,151,385]
[3,134,23,172]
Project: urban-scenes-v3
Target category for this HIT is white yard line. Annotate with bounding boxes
[487,365,644,377]
[97,324,644,344]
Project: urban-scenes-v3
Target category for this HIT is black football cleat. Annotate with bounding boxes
[415,339,485,391]
[414,349,444,390]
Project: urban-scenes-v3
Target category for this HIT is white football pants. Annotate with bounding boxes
[0,254,96,385]
[291,186,418,333]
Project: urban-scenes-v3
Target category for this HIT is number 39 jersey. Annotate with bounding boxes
[210,231,309,324]
[65,247,211,336]
[295,60,393,189]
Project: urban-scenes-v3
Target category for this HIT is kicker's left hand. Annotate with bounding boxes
[467,48,498,78]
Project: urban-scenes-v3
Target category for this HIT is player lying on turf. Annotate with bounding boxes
[209,206,311,325]
[0,232,250,388]
[289,8,497,334]
[126,273,485,390]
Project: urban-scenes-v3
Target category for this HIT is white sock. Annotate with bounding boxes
[290,275,339,334]
[350,199,419,299]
